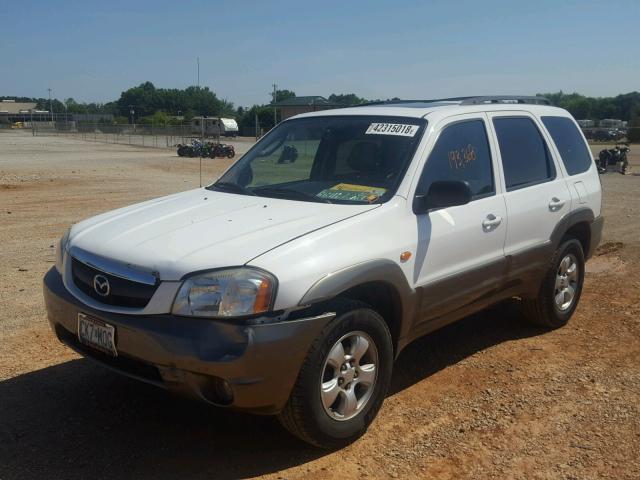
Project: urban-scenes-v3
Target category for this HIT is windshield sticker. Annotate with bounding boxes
[317,183,387,202]
[365,123,419,137]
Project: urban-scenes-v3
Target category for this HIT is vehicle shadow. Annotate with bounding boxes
[390,301,546,395]
[0,302,545,480]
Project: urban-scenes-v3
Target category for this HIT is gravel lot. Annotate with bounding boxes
[0,131,638,479]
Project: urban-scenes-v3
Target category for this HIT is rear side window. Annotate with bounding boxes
[417,119,494,199]
[493,117,556,190]
[541,116,592,175]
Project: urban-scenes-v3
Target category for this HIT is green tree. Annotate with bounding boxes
[239,104,278,132]
[328,93,367,105]
[115,82,232,120]
[273,89,296,103]
[139,110,171,125]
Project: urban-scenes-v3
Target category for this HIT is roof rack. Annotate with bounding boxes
[458,96,551,105]
[360,96,551,107]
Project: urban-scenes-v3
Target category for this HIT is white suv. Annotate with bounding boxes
[44,96,603,448]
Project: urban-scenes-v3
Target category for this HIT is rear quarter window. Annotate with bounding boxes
[541,116,593,175]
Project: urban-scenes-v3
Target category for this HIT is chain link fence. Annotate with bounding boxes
[31,122,220,149]
[22,121,640,149]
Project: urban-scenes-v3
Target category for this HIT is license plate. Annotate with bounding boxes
[78,313,117,356]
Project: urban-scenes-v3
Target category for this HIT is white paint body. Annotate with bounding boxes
[63,102,602,314]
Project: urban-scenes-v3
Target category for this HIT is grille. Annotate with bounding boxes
[71,257,158,308]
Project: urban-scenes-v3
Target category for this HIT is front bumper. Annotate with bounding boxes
[43,268,333,414]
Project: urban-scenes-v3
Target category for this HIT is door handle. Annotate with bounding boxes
[482,214,502,231]
[548,197,566,212]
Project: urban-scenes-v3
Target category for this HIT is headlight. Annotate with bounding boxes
[55,228,71,274]
[171,268,276,318]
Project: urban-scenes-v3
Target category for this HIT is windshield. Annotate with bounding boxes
[208,115,426,204]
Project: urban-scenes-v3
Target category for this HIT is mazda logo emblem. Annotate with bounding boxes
[93,274,110,297]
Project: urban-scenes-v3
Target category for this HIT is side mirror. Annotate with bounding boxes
[413,180,472,214]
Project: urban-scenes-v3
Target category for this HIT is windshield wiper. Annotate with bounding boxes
[208,181,256,196]
[252,186,332,204]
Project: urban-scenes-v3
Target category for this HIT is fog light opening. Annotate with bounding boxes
[201,376,234,406]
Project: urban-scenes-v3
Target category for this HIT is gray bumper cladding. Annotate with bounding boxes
[43,268,334,414]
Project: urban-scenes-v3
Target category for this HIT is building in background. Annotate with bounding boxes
[0,99,113,127]
[0,99,40,124]
[272,96,343,120]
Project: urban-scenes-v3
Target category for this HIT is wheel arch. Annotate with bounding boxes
[298,260,416,357]
[550,207,596,258]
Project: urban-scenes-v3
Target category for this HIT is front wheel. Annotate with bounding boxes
[278,300,393,448]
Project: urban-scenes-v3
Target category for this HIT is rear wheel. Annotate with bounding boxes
[523,237,585,328]
[278,299,393,448]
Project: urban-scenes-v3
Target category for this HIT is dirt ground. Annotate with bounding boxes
[0,131,638,480]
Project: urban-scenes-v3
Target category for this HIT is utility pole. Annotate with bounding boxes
[47,88,53,124]
[255,112,259,140]
[272,83,278,126]
[197,57,200,89]
[200,115,205,188]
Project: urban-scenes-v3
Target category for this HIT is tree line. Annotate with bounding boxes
[3,86,639,131]
[538,91,640,123]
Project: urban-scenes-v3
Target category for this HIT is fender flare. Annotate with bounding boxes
[299,259,417,341]
[549,207,596,255]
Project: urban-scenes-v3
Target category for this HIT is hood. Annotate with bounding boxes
[68,188,377,280]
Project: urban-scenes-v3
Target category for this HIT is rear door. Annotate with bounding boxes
[412,113,507,324]
[487,112,572,286]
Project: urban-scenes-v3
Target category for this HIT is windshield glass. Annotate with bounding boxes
[209,115,426,204]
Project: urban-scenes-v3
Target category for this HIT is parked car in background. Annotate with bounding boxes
[593,129,621,142]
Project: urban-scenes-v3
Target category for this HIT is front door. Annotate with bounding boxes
[412,114,507,325]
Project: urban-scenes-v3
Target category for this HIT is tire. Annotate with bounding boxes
[522,237,585,328]
[278,298,393,448]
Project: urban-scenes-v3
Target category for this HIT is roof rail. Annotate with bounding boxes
[359,98,467,107]
[359,95,551,107]
[459,96,551,105]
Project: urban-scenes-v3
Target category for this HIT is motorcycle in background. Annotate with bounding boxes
[177,140,234,158]
[598,144,630,175]
[209,143,235,158]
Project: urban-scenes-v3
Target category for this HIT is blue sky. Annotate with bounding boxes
[1,0,638,107]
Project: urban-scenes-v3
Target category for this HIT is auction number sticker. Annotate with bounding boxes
[366,123,419,137]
